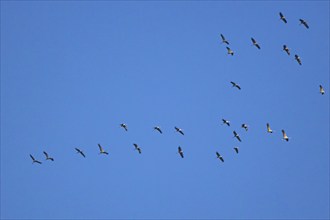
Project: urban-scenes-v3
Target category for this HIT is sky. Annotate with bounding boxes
[1,1,329,219]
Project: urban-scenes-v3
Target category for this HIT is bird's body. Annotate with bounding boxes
[267,123,273,133]
[279,12,287,23]
[283,45,290,55]
[216,152,224,162]
[43,151,54,161]
[295,54,302,65]
[282,130,289,141]
[175,126,184,135]
[120,123,128,131]
[222,119,230,126]
[154,126,163,134]
[241,123,248,131]
[320,85,325,95]
[133,143,142,154]
[178,146,184,158]
[226,47,234,56]
[234,147,239,154]
[220,34,229,45]
[233,131,242,142]
[299,19,309,29]
[75,148,86,158]
[251,37,261,49]
[98,144,109,155]
[230,81,241,90]
[30,154,42,164]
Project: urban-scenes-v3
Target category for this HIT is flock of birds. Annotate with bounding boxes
[29,12,326,165]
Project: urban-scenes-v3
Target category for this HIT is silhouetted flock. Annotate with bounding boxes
[30,12,326,165]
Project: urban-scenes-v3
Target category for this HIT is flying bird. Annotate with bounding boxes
[319,85,325,95]
[216,152,224,162]
[267,123,273,133]
[299,19,309,29]
[222,119,230,126]
[178,146,184,158]
[230,81,241,90]
[154,126,163,134]
[43,151,54,161]
[295,54,302,65]
[220,34,229,45]
[233,131,242,142]
[133,143,142,154]
[75,148,86,158]
[282,130,289,141]
[226,47,234,56]
[120,123,128,131]
[251,37,261,49]
[98,144,109,155]
[234,147,239,154]
[279,12,287,23]
[175,126,184,135]
[283,45,290,55]
[30,154,42,164]
[241,124,248,131]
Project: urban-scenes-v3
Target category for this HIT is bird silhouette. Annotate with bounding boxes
[283,45,290,55]
[251,37,261,49]
[120,123,128,131]
[282,130,289,141]
[43,151,54,161]
[222,119,230,126]
[320,85,325,95]
[267,123,273,133]
[241,124,248,131]
[216,152,224,162]
[279,12,287,23]
[234,147,239,154]
[299,19,309,29]
[98,144,109,155]
[233,131,242,142]
[175,126,184,135]
[220,34,229,45]
[178,146,184,158]
[154,126,163,134]
[226,47,234,56]
[295,54,302,65]
[133,143,142,154]
[75,148,86,158]
[230,81,241,90]
[30,154,42,164]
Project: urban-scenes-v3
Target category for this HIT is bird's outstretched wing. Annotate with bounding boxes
[30,154,35,161]
[43,151,49,158]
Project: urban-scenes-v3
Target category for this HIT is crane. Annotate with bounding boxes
[75,148,86,158]
[30,154,42,164]
[43,151,54,161]
[98,144,109,155]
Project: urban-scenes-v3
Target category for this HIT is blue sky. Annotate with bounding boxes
[1,1,329,219]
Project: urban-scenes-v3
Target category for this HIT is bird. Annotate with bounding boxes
[154,126,163,134]
[75,148,86,158]
[216,152,224,162]
[220,34,229,45]
[222,119,230,126]
[30,154,42,164]
[133,143,142,154]
[241,123,248,131]
[267,123,273,133]
[251,37,261,49]
[226,46,234,56]
[282,130,289,141]
[175,126,184,135]
[120,123,128,131]
[320,85,325,95]
[234,147,239,154]
[43,151,54,161]
[230,81,241,90]
[98,144,109,155]
[295,54,302,65]
[178,146,184,158]
[279,12,287,23]
[233,131,242,142]
[299,19,309,29]
[283,45,290,55]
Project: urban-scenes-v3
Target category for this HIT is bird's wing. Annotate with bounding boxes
[220,157,224,162]
[279,12,283,17]
[36,160,42,164]
[282,130,286,137]
[216,152,220,157]
[75,148,80,152]
[30,154,35,161]
[236,85,241,90]
[251,37,256,43]
[178,146,182,151]
[81,151,86,157]
[98,144,103,152]
[256,44,261,49]
[283,18,287,23]
[226,47,231,51]
[180,152,184,158]
[221,34,225,41]
[43,151,48,158]
[237,136,242,142]
[179,130,184,135]
[304,23,309,29]
[233,131,237,136]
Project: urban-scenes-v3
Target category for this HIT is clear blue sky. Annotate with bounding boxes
[1,1,329,219]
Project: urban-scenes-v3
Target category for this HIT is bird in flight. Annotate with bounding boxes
[267,123,273,133]
[319,85,325,95]
[233,131,242,142]
[75,148,86,158]
[30,154,42,164]
[299,19,309,29]
[282,130,289,141]
[222,119,230,126]
[154,126,163,134]
[120,123,128,131]
[175,126,184,135]
[98,144,109,155]
[216,152,224,162]
[234,147,239,154]
[178,146,184,158]
[220,34,229,45]
[43,151,54,161]
[241,123,248,131]
[230,81,241,90]
[133,143,142,154]
[283,45,290,55]
[226,47,234,56]
[279,12,287,23]
[295,54,302,65]
[251,37,261,49]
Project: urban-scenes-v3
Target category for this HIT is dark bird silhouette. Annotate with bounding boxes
[230,81,241,90]
[283,45,290,55]
[267,123,273,133]
[234,147,239,154]
[133,143,142,154]
[299,19,309,29]
[154,126,163,134]
[222,119,230,126]
[251,37,261,49]
[30,154,42,164]
[220,34,229,45]
[216,152,224,162]
[43,151,54,161]
[178,146,184,158]
[120,123,128,131]
[175,126,184,135]
[75,148,86,158]
[233,131,242,142]
[320,85,325,95]
[295,54,302,65]
[98,144,109,155]
[282,130,289,141]
[279,12,287,23]
[241,124,248,131]
[226,46,234,56]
